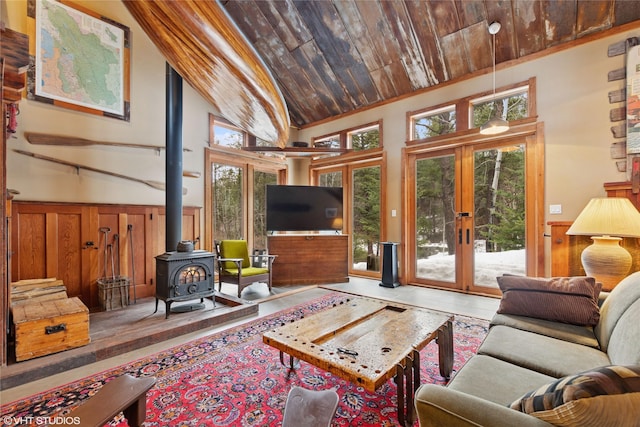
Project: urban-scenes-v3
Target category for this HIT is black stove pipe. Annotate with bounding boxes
[165,63,183,252]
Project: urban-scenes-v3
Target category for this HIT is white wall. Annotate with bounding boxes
[5,0,215,207]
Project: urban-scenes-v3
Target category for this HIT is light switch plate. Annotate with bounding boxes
[549,204,562,214]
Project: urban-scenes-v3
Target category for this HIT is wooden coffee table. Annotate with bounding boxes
[263,296,454,426]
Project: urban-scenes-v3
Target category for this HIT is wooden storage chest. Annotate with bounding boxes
[12,297,90,361]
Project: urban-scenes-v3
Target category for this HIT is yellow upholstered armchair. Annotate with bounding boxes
[214,240,276,298]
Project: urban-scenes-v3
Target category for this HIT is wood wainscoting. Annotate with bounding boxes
[9,201,201,310]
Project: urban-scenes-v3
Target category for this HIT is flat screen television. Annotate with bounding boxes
[266,185,343,232]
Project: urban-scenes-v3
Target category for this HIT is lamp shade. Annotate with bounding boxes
[480,116,509,135]
[566,197,640,238]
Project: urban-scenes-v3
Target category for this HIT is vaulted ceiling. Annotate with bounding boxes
[221,0,640,129]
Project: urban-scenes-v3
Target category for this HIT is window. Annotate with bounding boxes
[254,137,273,147]
[311,121,384,277]
[313,134,341,149]
[410,105,456,140]
[408,78,535,144]
[351,165,381,272]
[253,170,277,249]
[348,124,380,151]
[212,163,243,240]
[212,122,244,149]
[313,120,382,152]
[205,115,287,251]
[318,171,342,187]
[471,87,529,128]
[311,150,385,278]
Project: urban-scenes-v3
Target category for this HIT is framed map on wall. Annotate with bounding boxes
[27,0,131,121]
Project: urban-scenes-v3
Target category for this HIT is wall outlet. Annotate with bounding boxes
[549,204,562,214]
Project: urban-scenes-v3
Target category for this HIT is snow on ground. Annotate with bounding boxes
[418,249,526,288]
[355,249,526,289]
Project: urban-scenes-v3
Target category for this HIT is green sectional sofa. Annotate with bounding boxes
[415,272,640,426]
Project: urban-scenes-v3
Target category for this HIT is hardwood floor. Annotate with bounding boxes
[1,278,499,404]
[1,293,258,390]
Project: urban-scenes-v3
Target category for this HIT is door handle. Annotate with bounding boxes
[458,229,471,245]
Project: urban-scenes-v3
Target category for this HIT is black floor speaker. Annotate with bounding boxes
[379,242,399,288]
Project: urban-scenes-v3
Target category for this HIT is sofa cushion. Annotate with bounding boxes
[509,365,640,426]
[606,299,640,366]
[477,325,610,378]
[496,276,601,326]
[490,313,599,348]
[415,384,553,427]
[448,355,556,406]
[595,271,640,352]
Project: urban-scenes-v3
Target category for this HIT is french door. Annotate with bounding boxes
[405,133,543,296]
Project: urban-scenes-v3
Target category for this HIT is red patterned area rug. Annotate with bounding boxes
[1,292,489,427]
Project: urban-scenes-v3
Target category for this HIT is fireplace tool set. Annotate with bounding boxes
[95,224,217,317]
[97,226,135,311]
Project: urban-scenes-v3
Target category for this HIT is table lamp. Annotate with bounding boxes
[566,197,640,290]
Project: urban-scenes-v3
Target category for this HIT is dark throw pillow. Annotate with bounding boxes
[509,365,640,426]
[496,276,601,326]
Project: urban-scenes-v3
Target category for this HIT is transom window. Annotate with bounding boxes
[212,122,244,149]
[409,105,456,140]
[408,78,535,143]
[348,124,380,151]
[313,134,341,149]
[471,86,529,128]
[313,120,382,152]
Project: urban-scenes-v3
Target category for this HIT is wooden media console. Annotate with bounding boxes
[268,234,348,285]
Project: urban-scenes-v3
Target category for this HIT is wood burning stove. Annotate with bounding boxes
[154,249,215,319]
[156,66,217,319]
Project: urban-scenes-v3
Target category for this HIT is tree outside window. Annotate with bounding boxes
[472,91,528,128]
[349,126,379,151]
[213,124,244,148]
[352,165,381,271]
[213,163,243,240]
[411,106,456,140]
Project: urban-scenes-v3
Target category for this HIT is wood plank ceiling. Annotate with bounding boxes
[222,0,640,129]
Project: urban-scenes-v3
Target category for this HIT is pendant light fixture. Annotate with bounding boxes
[480,21,509,135]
